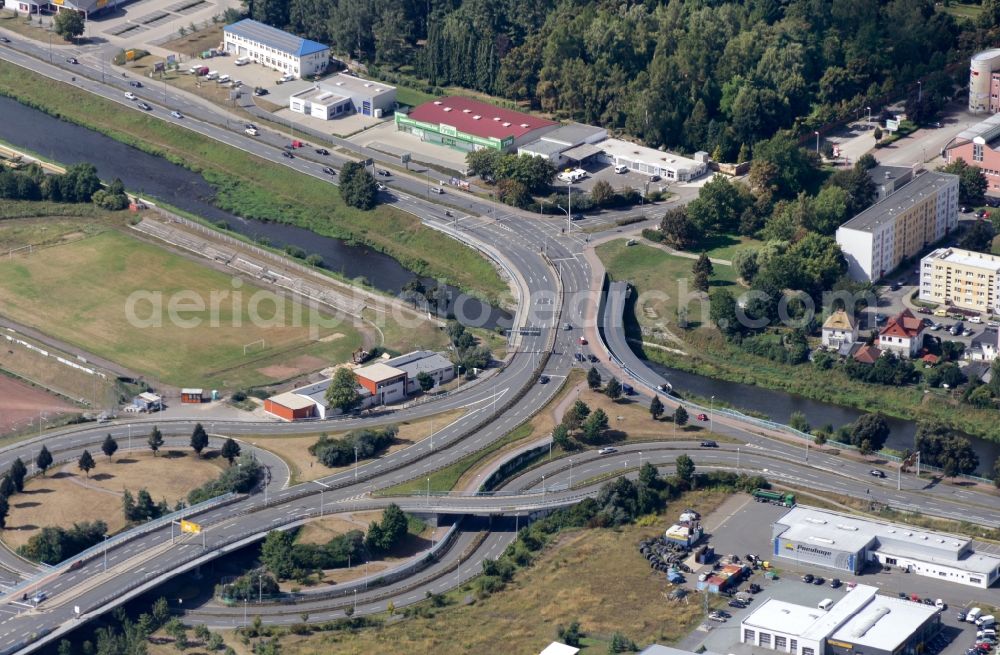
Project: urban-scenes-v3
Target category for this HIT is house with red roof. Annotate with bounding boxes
[877,309,927,359]
[852,343,882,364]
[395,96,558,153]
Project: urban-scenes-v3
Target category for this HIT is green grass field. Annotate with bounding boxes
[693,232,762,262]
[394,86,437,108]
[597,239,736,330]
[0,62,507,304]
[0,227,365,389]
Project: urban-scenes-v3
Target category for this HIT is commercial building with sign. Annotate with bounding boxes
[223,19,329,79]
[836,167,958,282]
[919,246,1000,313]
[741,585,939,655]
[772,506,1000,588]
[289,73,396,120]
[395,97,558,153]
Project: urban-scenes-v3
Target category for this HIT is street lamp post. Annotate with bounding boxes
[103,535,109,572]
[918,81,922,102]
[568,458,573,488]
[866,106,872,124]
[566,181,572,234]
[354,446,358,482]
[814,131,820,153]
[710,395,715,433]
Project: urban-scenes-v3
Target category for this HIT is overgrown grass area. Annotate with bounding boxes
[938,1,983,21]
[691,232,762,262]
[598,239,1000,442]
[394,86,437,108]
[0,228,364,389]
[0,10,68,44]
[597,239,737,330]
[0,62,508,304]
[235,489,730,655]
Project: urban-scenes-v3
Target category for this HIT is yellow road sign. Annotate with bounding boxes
[180,520,201,534]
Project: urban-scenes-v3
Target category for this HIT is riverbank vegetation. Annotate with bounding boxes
[0,62,508,304]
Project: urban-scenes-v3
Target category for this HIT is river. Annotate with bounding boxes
[0,95,510,328]
[647,361,1000,476]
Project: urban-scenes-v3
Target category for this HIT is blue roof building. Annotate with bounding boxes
[223,19,330,79]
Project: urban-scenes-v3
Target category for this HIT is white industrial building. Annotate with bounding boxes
[518,123,608,168]
[772,506,1000,589]
[741,585,940,655]
[382,350,455,394]
[223,19,329,79]
[595,138,708,182]
[289,73,396,119]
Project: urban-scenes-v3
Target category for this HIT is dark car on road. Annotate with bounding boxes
[66,57,78,64]
[322,167,336,175]
[377,169,391,176]
[539,375,550,384]
[129,81,143,88]
[137,102,152,111]
[282,151,294,158]
[870,469,886,478]
[700,440,718,448]
[0,36,10,43]
[315,148,329,155]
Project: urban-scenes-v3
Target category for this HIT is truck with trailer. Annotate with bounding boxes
[752,489,795,507]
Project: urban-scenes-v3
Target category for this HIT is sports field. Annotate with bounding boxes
[0,228,367,389]
[0,375,76,435]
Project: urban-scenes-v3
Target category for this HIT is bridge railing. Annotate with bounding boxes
[6,492,241,598]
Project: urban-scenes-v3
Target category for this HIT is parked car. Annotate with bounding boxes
[813,576,825,585]
[931,323,942,331]
[253,87,268,96]
[697,413,709,421]
[315,148,329,155]
[802,573,815,583]
[830,578,841,588]
[728,600,746,609]
[987,197,1000,208]
[917,307,932,314]
[958,612,968,622]
[870,469,886,478]
[587,354,598,362]
[578,336,588,345]
[598,447,617,455]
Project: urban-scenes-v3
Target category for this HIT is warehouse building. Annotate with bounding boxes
[382,350,455,393]
[223,19,329,79]
[772,506,1000,588]
[741,585,940,655]
[919,246,1000,314]
[395,97,558,153]
[595,138,708,182]
[836,167,958,282]
[518,123,608,168]
[289,73,396,119]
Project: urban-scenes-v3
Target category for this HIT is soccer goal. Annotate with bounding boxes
[243,339,266,355]
[7,244,34,260]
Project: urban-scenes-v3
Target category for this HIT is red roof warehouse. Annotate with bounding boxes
[396,96,558,152]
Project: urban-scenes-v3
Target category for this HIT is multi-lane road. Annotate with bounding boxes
[0,30,997,653]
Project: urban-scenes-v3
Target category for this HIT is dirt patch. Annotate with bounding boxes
[295,511,383,545]
[318,333,345,343]
[2,451,224,549]
[256,355,330,381]
[0,375,76,434]
[256,364,300,379]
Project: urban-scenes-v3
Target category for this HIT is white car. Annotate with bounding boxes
[597,447,617,455]
[170,111,183,119]
[244,127,259,136]
[124,92,137,101]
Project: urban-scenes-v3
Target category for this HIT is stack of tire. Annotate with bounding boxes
[638,537,692,574]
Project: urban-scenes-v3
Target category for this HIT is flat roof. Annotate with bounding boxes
[955,113,1000,144]
[324,72,395,97]
[563,143,602,161]
[924,247,1000,272]
[383,351,453,377]
[802,585,878,642]
[267,391,316,411]
[224,19,329,58]
[972,48,1000,62]
[355,362,406,383]
[830,595,938,651]
[539,122,607,147]
[742,598,827,637]
[776,507,971,560]
[291,87,348,105]
[838,169,957,233]
[596,137,705,174]
[520,139,568,156]
[180,388,203,395]
[406,97,556,141]
[538,644,579,655]
[637,647,723,655]
[137,392,161,402]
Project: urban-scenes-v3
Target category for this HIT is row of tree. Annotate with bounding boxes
[0,162,128,208]
[308,425,398,467]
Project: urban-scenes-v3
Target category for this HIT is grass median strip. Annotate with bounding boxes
[0,62,507,303]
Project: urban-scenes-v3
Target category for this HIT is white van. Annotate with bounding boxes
[968,608,983,623]
[235,56,250,66]
[217,74,231,84]
[977,615,996,628]
[205,70,218,80]
[970,315,982,323]
[614,164,629,174]
[818,599,834,611]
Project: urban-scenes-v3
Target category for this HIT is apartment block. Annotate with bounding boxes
[919,247,1000,313]
[836,166,959,282]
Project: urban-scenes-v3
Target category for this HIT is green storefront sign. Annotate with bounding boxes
[394,113,511,152]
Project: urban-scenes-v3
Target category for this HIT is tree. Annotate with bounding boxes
[692,253,714,292]
[675,454,695,485]
[562,400,591,431]
[914,422,980,476]
[325,367,361,414]
[557,621,583,648]
[732,249,759,283]
[850,413,890,454]
[873,126,883,143]
[36,445,53,476]
[101,434,118,462]
[660,206,697,250]
[959,219,995,252]
[605,377,622,401]
[0,494,8,530]
[686,175,753,236]
[552,424,572,450]
[53,10,85,41]
[674,406,689,428]
[190,423,209,457]
[261,530,296,579]
[0,475,14,499]
[586,366,602,390]
[9,458,26,493]
[590,180,615,207]
[78,450,96,478]
[649,396,664,420]
[582,409,609,441]
[338,161,378,210]
[416,370,435,392]
[993,457,1000,489]
[148,426,164,456]
[221,438,241,465]
[378,503,408,550]
[939,159,988,206]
